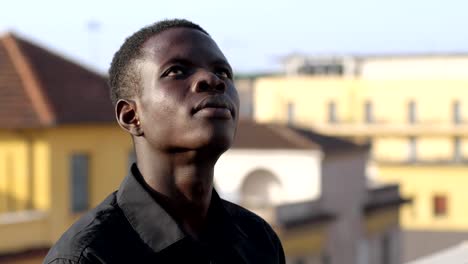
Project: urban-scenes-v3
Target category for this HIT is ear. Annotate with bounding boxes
[115,99,144,137]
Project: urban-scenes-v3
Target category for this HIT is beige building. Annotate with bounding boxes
[252,53,468,261]
[217,120,407,264]
[0,33,405,264]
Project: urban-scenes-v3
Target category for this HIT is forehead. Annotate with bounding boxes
[141,27,228,65]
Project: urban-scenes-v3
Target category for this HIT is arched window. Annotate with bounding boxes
[240,169,283,208]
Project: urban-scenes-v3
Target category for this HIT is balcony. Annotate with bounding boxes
[364,184,410,213]
[0,210,50,254]
[307,122,468,137]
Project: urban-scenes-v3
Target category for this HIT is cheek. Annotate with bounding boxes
[139,93,189,139]
[229,88,240,113]
[141,87,182,118]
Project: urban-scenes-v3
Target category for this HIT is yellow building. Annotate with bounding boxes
[0,34,407,264]
[0,32,133,261]
[254,54,468,261]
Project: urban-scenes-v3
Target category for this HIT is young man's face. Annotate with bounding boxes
[135,27,239,152]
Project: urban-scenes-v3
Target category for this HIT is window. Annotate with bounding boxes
[433,195,448,217]
[408,100,417,124]
[287,102,295,125]
[364,100,374,123]
[454,137,462,162]
[328,101,337,123]
[3,153,14,211]
[408,137,417,162]
[70,153,89,213]
[453,100,462,124]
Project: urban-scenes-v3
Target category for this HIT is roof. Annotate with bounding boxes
[276,199,335,229]
[232,120,321,150]
[287,125,370,152]
[275,184,408,230]
[364,184,411,213]
[281,52,468,62]
[232,120,370,151]
[0,32,114,128]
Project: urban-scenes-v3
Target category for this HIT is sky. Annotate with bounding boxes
[1,0,467,74]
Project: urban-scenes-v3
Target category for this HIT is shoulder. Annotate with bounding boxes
[221,200,285,263]
[43,192,125,264]
[221,199,276,234]
[221,200,285,256]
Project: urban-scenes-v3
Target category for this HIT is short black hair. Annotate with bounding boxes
[108,19,209,105]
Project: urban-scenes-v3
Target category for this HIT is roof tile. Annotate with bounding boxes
[0,33,114,128]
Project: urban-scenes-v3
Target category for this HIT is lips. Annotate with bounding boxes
[193,96,235,118]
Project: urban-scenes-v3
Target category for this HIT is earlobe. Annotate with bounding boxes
[115,99,144,136]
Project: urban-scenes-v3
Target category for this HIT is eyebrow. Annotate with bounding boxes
[162,56,232,72]
[211,59,233,72]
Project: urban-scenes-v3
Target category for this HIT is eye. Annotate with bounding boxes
[163,65,186,77]
[214,68,232,79]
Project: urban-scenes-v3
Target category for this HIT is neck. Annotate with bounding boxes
[135,143,222,238]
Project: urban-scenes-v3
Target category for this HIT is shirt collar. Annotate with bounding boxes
[116,163,246,253]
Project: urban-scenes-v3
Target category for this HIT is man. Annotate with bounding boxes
[44,19,285,263]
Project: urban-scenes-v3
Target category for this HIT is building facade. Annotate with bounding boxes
[0,34,406,264]
[215,121,406,264]
[254,53,468,261]
[0,32,133,261]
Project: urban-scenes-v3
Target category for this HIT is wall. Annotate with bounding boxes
[253,74,468,235]
[0,130,50,213]
[46,124,132,241]
[321,148,368,264]
[378,165,468,230]
[372,136,467,163]
[254,77,356,124]
[255,77,468,127]
[215,149,322,204]
[355,79,468,125]
[281,223,328,263]
[0,211,49,254]
[364,208,401,264]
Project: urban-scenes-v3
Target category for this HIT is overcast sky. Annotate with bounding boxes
[1,0,467,74]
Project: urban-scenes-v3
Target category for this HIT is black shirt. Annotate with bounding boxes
[44,164,285,264]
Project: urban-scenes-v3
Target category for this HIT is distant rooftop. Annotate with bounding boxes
[232,120,321,150]
[0,32,114,128]
[281,52,468,77]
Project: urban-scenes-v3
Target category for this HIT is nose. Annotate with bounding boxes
[192,70,226,93]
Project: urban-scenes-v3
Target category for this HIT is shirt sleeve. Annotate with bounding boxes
[273,230,286,264]
[261,220,286,264]
[44,258,78,264]
[44,254,97,264]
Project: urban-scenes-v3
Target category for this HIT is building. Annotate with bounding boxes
[216,120,407,264]
[0,32,132,262]
[0,33,406,264]
[253,53,468,261]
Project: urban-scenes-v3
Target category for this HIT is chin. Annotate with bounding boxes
[199,132,233,151]
[188,122,235,152]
